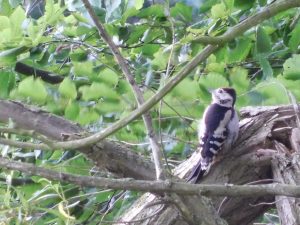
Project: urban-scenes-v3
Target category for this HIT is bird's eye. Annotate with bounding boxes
[218,89,223,93]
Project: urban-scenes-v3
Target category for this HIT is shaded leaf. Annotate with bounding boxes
[256,26,271,55]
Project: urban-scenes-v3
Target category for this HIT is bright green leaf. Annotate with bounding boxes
[9,6,25,34]
[79,82,119,101]
[230,67,249,94]
[98,68,119,86]
[77,108,99,125]
[133,0,144,10]
[255,79,289,105]
[152,49,169,69]
[0,46,28,66]
[283,54,300,80]
[137,5,164,18]
[226,38,252,63]
[211,3,228,19]
[64,101,80,120]
[58,78,77,99]
[18,77,47,103]
[200,0,218,13]
[0,16,10,30]
[73,61,93,77]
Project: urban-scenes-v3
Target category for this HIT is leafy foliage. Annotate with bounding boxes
[0,0,299,223]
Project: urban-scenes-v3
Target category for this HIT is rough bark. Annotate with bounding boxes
[120,105,300,225]
[1,100,300,224]
[0,100,155,180]
[271,128,300,225]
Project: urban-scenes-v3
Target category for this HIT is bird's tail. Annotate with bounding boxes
[186,157,212,183]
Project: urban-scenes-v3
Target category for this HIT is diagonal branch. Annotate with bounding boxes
[50,45,219,149]
[82,0,165,180]
[192,0,300,44]
[49,1,300,150]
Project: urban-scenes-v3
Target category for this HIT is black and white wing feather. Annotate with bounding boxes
[187,103,234,183]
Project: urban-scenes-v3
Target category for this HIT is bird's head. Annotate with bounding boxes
[211,87,236,107]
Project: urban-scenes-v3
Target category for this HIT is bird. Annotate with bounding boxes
[187,87,239,183]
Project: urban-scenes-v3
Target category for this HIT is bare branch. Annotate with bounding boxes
[81,0,165,180]
[48,45,218,150]
[0,100,156,180]
[48,1,300,150]
[1,157,300,198]
[0,137,50,150]
[192,0,300,44]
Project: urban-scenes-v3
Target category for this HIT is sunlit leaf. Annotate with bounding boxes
[18,77,47,103]
[58,78,77,99]
[211,3,228,19]
[283,54,300,80]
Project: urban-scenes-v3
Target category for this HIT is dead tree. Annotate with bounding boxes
[0,100,300,224]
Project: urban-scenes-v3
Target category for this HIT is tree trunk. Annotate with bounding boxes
[271,128,300,225]
[1,100,300,224]
[120,105,300,225]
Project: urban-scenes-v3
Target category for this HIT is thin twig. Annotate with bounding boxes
[81,0,165,180]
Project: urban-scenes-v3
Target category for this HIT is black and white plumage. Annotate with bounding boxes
[187,87,239,183]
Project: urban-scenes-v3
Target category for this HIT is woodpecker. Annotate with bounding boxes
[187,87,239,183]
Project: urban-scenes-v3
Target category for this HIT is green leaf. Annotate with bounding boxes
[226,38,252,63]
[121,7,139,24]
[79,82,119,101]
[0,46,29,66]
[58,78,77,99]
[255,79,289,105]
[134,0,144,10]
[152,49,169,69]
[0,70,15,98]
[137,5,164,18]
[258,56,273,80]
[95,101,123,114]
[283,54,300,80]
[18,77,47,103]
[73,61,93,77]
[256,26,271,55]
[65,102,80,120]
[9,6,25,34]
[134,44,160,57]
[230,67,249,93]
[211,3,228,19]
[234,0,255,10]
[172,79,198,100]
[171,3,192,22]
[44,0,64,25]
[206,62,225,74]
[0,15,10,30]
[98,68,119,86]
[288,22,300,52]
[200,0,218,13]
[77,108,99,125]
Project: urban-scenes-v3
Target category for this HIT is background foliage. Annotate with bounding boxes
[0,0,299,223]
